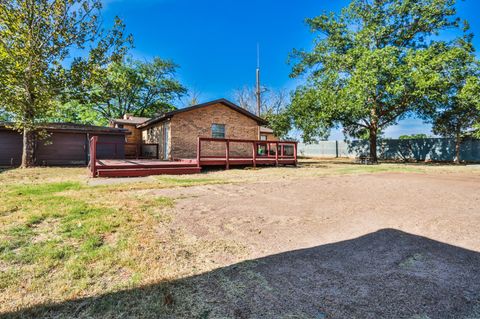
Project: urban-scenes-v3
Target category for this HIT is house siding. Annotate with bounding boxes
[142,121,170,159]
[0,128,127,167]
[0,130,22,166]
[169,103,260,159]
[36,133,125,165]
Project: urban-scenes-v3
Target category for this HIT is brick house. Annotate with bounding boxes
[259,126,277,141]
[111,99,277,160]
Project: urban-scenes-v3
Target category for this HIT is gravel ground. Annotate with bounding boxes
[147,172,480,318]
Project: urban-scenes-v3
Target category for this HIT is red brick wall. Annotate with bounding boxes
[169,103,260,159]
[123,124,142,157]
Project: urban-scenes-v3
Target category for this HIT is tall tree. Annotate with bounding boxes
[0,0,130,167]
[289,0,461,162]
[415,36,480,163]
[80,57,186,121]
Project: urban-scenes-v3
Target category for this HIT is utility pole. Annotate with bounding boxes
[255,43,261,117]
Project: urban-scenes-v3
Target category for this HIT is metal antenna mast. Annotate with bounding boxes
[255,43,261,117]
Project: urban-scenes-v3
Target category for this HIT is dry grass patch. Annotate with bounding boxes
[0,168,245,316]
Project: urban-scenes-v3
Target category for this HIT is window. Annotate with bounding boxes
[211,124,225,138]
[260,134,267,141]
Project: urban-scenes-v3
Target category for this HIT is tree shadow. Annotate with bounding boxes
[2,229,480,319]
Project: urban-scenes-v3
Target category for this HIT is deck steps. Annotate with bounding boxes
[96,166,201,177]
[96,162,199,170]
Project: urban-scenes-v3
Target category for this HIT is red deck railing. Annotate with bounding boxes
[88,137,160,177]
[94,141,159,159]
[197,137,298,169]
[89,136,298,177]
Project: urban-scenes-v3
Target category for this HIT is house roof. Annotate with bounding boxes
[0,122,130,135]
[111,116,151,125]
[137,98,268,129]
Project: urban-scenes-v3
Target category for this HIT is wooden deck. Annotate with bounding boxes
[95,159,201,177]
[89,137,297,177]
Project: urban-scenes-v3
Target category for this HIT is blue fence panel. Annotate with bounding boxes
[298,138,480,162]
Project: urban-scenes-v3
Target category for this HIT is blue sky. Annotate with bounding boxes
[101,0,480,140]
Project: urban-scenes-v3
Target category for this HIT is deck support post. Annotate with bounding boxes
[252,141,257,167]
[196,137,201,168]
[275,142,279,166]
[225,141,230,169]
[294,142,298,166]
[90,136,98,177]
[267,143,271,157]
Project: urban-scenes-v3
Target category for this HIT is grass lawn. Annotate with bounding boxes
[1,160,479,318]
[0,167,231,316]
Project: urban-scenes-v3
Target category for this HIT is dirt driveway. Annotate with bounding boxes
[5,167,480,319]
[155,172,480,256]
[147,172,480,318]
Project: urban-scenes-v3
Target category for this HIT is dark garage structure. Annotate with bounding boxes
[0,123,129,166]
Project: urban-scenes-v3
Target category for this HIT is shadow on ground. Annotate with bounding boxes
[2,229,480,319]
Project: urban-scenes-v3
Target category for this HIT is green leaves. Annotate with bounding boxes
[288,0,464,160]
[412,35,480,148]
[79,56,186,120]
[0,0,131,165]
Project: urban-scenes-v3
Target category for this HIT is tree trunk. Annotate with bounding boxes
[454,134,461,164]
[369,127,378,164]
[21,127,35,168]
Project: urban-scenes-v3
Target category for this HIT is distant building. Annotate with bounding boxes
[0,122,128,166]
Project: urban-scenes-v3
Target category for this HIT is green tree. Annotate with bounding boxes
[414,36,480,163]
[399,134,429,140]
[0,109,11,122]
[289,0,461,162]
[0,0,130,167]
[79,57,186,121]
[47,101,109,126]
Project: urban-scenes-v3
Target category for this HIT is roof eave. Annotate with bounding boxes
[136,115,170,129]
[0,122,130,135]
[137,98,268,128]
